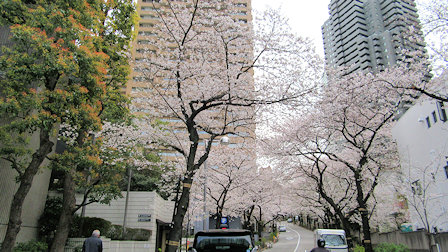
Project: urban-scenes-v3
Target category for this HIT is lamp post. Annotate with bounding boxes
[203,150,208,232]
[123,166,132,237]
[203,136,229,232]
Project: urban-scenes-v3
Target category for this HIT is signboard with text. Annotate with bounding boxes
[138,214,151,222]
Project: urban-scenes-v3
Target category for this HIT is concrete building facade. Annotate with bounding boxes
[75,191,174,252]
[392,99,448,231]
[322,0,424,73]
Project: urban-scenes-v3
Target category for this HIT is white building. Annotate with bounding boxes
[392,99,448,231]
[77,191,174,252]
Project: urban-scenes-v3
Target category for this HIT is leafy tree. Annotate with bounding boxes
[0,0,137,251]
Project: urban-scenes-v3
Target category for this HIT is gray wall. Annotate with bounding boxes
[372,230,448,252]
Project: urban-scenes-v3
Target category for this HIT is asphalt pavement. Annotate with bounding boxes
[264,222,315,252]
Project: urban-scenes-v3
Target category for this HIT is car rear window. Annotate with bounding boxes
[195,235,252,252]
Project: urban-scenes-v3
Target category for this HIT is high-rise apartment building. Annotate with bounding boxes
[322,0,425,73]
[128,0,255,159]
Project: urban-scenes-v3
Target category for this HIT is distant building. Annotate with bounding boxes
[392,99,448,231]
[322,0,425,74]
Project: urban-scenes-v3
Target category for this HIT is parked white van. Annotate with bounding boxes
[314,229,348,252]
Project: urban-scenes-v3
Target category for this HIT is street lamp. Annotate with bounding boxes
[203,136,229,232]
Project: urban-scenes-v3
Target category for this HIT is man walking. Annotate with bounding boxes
[82,230,103,252]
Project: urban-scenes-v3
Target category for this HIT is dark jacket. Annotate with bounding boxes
[82,235,103,252]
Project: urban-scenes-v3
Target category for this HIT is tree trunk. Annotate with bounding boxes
[354,168,373,252]
[242,205,255,231]
[339,214,354,249]
[166,178,192,252]
[360,208,373,252]
[0,129,53,252]
[50,170,77,252]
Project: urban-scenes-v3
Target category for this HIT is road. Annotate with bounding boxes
[264,222,315,252]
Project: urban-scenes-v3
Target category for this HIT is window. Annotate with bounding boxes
[432,111,438,123]
[141,6,155,11]
[138,31,157,36]
[437,101,447,122]
[235,3,247,7]
[445,163,448,179]
[426,117,431,128]
[139,23,154,28]
[140,14,159,20]
[133,76,152,82]
[137,40,150,44]
[136,48,156,54]
[131,87,151,92]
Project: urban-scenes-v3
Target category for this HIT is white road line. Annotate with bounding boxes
[287,225,301,252]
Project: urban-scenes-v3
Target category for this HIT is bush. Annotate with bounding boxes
[354,245,365,252]
[13,240,48,252]
[106,224,151,240]
[374,242,409,252]
[38,197,63,243]
[70,216,112,238]
[107,224,124,240]
[123,228,152,241]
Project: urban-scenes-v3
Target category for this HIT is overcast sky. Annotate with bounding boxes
[251,0,330,57]
[251,0,434,58]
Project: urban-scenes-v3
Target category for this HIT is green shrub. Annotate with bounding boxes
[106,225,151,240]
[107,224,124,240]
[38,197,63,243]
[374,242,409,252]
[70,215,112,238]
[124,228,151,241]
[259,238,267,248]
[13,240,48,252]
[354,245,365,252]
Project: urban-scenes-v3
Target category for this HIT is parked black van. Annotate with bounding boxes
[188,229,258,252]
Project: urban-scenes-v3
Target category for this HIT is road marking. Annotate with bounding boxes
[286,226,301,252]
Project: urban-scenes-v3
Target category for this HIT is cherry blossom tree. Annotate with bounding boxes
[198,146,258,228]
[369,170,409,232]
[265,113,360,245]
[132,1,322,250]
[418,0,448,75]
[397,150,448,232]
[378,0,448,103]
[263,64,424,252]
